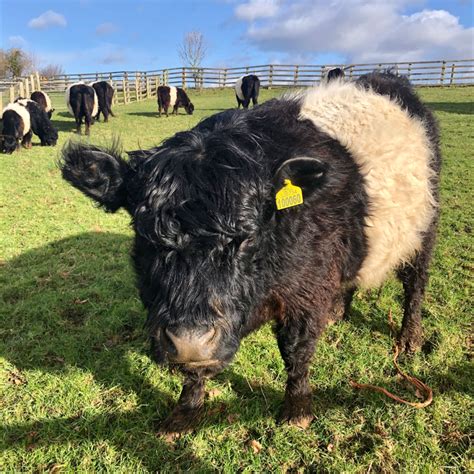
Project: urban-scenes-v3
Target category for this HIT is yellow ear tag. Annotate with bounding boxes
[275,179,304,210]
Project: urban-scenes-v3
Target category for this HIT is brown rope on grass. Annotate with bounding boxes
[350,310,433,408]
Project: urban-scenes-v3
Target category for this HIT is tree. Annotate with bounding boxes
[0,48,37,78]
[178,31,207,88]
[40,63,65,78]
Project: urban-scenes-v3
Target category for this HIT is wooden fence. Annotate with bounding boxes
[1,59,473,109]
[0,72,41,112]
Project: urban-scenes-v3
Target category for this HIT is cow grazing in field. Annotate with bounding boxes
[326,67,345,82]
[60,72,441,434]
[157,86,194,117]
[65,83,98,135]
[91,81,115,122]
[234,74,260,108]
[1,103,32,153]
[14,99,58,147]
[31,90,54,118]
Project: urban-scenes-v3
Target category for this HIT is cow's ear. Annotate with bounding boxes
[273,157,328,196]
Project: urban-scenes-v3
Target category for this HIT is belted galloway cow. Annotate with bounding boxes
[60,72,441,433]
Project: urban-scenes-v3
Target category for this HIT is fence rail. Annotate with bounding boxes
[1,59,473,110]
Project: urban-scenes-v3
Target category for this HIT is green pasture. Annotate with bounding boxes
[0,86,472,472]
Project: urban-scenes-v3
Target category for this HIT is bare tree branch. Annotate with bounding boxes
[40,63,65,78]
[178,31,207,88]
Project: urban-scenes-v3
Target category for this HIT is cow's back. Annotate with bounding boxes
[299,81,438,287]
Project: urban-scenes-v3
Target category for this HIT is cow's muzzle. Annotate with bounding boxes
[160,325,220,366]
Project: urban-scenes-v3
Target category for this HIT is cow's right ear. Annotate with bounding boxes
[59,141,131,212]
[273,156,328,197]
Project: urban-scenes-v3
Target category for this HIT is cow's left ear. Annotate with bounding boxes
[273,157,328,196]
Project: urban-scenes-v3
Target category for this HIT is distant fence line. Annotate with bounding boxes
[1,59,473,110]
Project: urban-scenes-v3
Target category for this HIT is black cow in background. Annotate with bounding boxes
[234,74,260,108]
[326,67,345,82]
[31,90,54,118]
[65,83,98,135]
[14,98,58,146]
[157,86,194,117]
[91,81,115,122]
[1,102,32,153]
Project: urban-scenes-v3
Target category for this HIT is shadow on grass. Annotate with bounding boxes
[426,102,474,115]
[1,233,460,468]
[0,232,212,471]
[127,111,159,118]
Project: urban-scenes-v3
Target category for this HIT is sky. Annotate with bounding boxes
[0,0,473,73]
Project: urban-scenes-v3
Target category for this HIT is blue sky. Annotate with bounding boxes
[1,0,473,73]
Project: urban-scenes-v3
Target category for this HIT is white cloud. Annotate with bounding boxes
[235,0,474,62]
[8,35,28,48]
[28,10,67,29]
[235,0,281,21]
[96,22,118,36]
[101,50,126,64]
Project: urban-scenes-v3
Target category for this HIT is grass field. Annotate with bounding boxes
[1,86,472,472]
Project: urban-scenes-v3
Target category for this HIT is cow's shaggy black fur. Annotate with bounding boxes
[60,72,441,433]
[157,86,194,117]
[92,81,115,122]
[31,90,54,118]
[15,99,58,146]
[235,74,260,109]
[67,84,96,135]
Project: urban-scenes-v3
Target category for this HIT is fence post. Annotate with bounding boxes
[223,68,227,88]
[18,81,24,98]
[124,72,129,103]
[25,78,30,97]
[449,63,456,86]
[182,67,186,89]
[9,86,14,102]
[293,65,299,86]
[0,92,3,112]
[121,78,126,104]
[135,72,140,101]
[146,75,150,99]
[440,60,446,86]
[267,65,273,88]
[35,72,41,90]
[349,65,354,79]
[407,63,412,81]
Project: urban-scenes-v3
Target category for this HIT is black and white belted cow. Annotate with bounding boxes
[65,83,98,135]
[60,72,441,434]
[30,90,54,118]
[157,86,194,117]
[234,74,260,109]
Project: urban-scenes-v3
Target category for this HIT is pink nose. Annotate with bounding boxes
[164,327,218,363]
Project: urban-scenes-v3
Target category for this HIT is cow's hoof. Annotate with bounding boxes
[278,396,314,429]
[158,405,202,438]
[398,328,423,354]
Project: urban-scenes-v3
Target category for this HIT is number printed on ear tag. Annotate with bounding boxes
[275,179,304,210]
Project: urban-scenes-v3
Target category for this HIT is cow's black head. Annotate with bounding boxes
[2,135,20,154]
[60,103,331,373]
[40,123,58,146]
[185,102,194,115]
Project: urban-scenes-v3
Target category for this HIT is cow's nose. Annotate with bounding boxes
[163,326,218,364]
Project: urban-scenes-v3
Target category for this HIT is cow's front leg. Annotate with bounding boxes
[160,374,206,436]
[276,309,328,429]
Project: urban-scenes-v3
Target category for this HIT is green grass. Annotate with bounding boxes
[1,86,473,472]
